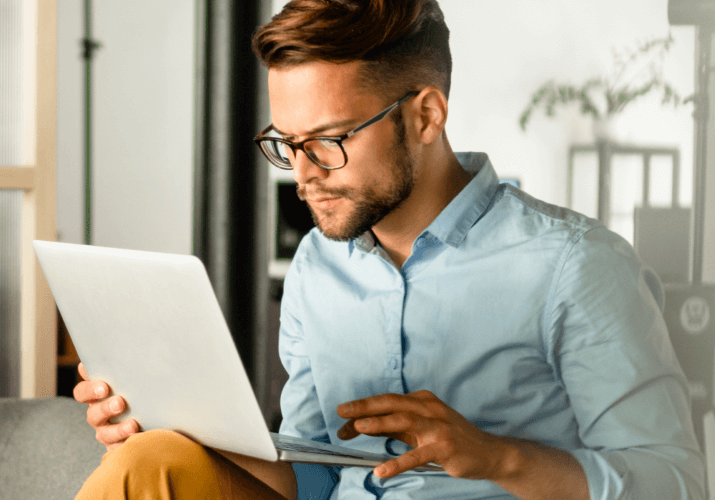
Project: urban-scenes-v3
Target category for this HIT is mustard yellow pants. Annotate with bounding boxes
[74,429,289,500]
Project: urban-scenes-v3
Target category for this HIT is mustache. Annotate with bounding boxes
[296,184,352,201]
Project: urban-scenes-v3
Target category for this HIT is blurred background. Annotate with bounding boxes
[1,0,714,447]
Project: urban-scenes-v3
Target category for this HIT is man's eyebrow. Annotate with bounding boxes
[273,118,359,139]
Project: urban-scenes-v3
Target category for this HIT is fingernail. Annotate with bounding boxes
[124,421,136,433]
[376,464,388,476]
[109,398,121,412]
[94,385,106,397]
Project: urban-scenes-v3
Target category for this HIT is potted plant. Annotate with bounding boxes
[518,34,692,141]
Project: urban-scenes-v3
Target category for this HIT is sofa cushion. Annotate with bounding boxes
[0,396,105,500]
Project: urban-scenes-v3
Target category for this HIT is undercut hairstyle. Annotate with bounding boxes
[251,0,452,104]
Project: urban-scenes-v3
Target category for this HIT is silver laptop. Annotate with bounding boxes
[33,240,441,471]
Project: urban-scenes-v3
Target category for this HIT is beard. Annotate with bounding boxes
[297,112,415,242]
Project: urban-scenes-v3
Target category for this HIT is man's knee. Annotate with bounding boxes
[76,429,227,500]
[109,428,212,472]
[106,429,221,489]
[115,429,204,462]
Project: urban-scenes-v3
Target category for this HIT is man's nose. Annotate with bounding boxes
[291,150,328,185]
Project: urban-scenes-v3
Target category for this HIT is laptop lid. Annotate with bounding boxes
[33,240,278,461]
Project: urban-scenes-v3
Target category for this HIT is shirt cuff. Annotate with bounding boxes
[291,462,340,500]
[571,448,630,500]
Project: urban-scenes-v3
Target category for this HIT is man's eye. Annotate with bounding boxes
[316,139,340,149]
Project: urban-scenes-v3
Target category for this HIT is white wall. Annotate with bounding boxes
[57,0,195,254]
[57,3,83,245]
[442,0,694,208]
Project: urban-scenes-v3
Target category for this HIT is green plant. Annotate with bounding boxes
[519,34,692,131]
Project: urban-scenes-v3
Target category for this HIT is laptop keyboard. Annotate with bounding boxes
[272,436,346,456]
[271,433,387,459]
[271,433,443,471]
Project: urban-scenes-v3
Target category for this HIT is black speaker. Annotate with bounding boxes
[275,181,315,260]
[669,0,715,26]
[663,284,715,449]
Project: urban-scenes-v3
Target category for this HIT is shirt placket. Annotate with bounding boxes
[367,244,406,395]
[385,273,406,394]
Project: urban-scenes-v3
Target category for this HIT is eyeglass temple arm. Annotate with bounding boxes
[254,124,275,140]
[346,91,419,138]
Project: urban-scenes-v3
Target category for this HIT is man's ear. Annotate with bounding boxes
[411,87,448,145]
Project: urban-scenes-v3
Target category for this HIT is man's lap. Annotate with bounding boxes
[76,430,294,500]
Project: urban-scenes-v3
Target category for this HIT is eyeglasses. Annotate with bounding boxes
[254,91,419,170]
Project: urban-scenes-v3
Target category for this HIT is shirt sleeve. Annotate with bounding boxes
[278,248,339,500]
[546,225,706,500]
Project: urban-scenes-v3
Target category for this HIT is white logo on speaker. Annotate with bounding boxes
[680,296,710,335]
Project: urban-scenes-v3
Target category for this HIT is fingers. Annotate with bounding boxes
[74,363,110,405]
[337,391,444,443]
[336,419,359,440]
[374,444,438,478]
[354,412,416,435]
[86,395,126,428]
[78,362,88,381]
[337,391,438,420]
[95,418,140,449]
[338,412,415,438]
[87,395,140,448]
[73,364,139,450]
[337,412,421,449]
[73,378,110,404]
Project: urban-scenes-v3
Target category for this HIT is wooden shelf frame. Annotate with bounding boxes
[568,141,681,227]
[0,0,58,398]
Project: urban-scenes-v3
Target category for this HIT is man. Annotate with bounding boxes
[74,0,705,499]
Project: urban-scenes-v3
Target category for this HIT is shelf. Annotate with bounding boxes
[57,309,79,369]
[57,353,80,367]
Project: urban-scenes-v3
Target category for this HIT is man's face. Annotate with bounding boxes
[267,61,415,241]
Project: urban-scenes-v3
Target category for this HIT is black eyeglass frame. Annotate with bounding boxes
[254,90,419,170]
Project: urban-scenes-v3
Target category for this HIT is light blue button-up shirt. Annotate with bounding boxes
[279,153,705,499]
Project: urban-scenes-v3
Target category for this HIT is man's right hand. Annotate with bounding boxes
[73,362,140,451]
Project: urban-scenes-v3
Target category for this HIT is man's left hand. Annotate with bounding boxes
[336,390,510,480]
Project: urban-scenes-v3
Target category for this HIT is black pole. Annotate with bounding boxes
[82,0,100,245]
[667,1,715,284]
[193,0,261,382]
[692,26,712,284]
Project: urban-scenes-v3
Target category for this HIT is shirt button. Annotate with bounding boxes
[385,438,398,456]
[416,239,426,248]
[389,357,399,370]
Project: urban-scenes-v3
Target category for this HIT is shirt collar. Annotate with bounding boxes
[426,152,500,247]
[352,230,377,254]
[348,152,500,255]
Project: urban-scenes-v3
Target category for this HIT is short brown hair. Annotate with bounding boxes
[251,0,452,102]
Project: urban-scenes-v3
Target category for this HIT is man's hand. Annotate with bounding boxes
[336,390,589,500]
[336,390,507,480]
[73,362,140,451]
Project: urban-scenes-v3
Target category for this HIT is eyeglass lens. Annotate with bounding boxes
[261,138,346,170]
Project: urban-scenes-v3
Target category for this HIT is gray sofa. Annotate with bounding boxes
[0,397,104,500]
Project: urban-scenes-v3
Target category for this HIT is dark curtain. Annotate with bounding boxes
[193,0,267,388]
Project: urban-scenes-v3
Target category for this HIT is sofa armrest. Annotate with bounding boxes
[0,396,104,500]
